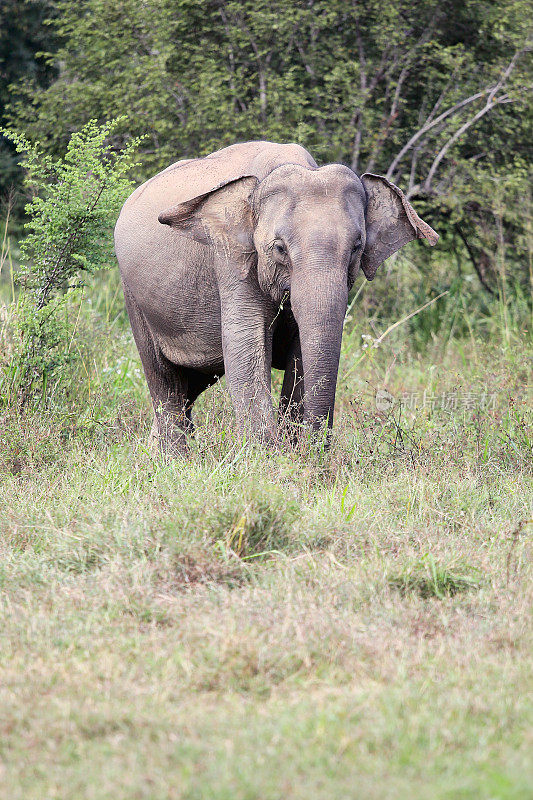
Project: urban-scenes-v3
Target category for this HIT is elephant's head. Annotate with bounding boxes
[159,160,438,431]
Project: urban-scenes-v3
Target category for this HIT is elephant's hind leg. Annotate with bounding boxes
[122,284,191,456]
[150,362,192,456]
[182,370,223,435]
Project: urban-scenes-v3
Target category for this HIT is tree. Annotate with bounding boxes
[5,0,533,295]
[0,0,57,210]
[1,118,143,407]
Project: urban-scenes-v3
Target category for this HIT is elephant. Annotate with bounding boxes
[114,140,438,453]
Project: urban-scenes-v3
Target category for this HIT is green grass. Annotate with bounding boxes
[0,266,532,798]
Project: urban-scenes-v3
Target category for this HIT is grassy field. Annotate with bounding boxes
[0,264,532,799]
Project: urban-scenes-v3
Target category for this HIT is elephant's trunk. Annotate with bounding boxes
[290,266,348,433]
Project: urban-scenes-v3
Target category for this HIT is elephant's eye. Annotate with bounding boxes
[273,239,288,260]
[352,234,363,252]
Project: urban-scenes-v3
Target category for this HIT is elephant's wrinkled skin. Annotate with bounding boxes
[115,141,438,452]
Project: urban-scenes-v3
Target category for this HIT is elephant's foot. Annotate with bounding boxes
[277,398,305,447]
[150,412,191,458]
[235,402,278,448]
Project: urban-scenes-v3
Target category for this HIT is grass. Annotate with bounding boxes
[0,264,532,798]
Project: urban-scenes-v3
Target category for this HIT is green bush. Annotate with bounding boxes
[0,118,143,408]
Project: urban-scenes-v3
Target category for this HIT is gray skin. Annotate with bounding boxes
[114,141,438,453]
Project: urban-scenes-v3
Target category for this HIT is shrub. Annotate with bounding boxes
[0,118,143,408]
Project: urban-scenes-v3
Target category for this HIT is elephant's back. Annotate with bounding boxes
[117,140,317,225]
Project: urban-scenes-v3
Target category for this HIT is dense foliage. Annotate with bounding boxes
[0,0,57,212]
[0,118,142,407]
[2,0,531,296]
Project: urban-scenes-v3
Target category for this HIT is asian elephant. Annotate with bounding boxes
[114,140,438,453]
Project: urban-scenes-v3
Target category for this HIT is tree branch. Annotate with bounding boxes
[388,42,530,183]
[363,25,434,174]
[219,8,248,114]
[423,93,513,192]
[386,89,490,179]
[455,224,495,295]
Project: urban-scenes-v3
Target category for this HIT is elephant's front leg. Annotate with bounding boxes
[219,282,277,441]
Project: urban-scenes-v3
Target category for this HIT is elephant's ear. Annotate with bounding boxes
[158,176,259,277]
[360,174,438,280]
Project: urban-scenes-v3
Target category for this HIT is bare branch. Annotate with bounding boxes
[295,38,315,77]
[423,93,513,192]
[487,45,529,101]
[365,62,409,173]
[227,11,272,124]
[408,146,420,195]
[386,89,490,179]
[350,20,394,170]
[405,78,444,192]
[219,8,248,114]
[354,20,367,93]
[362,24,435,174]
[350,110,363,172]
[388,42,531,182]
[391,63,410,118]
[455,224,495,295]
